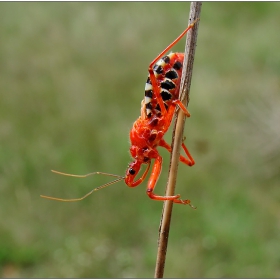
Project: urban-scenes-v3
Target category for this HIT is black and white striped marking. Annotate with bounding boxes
[144,53,181,118]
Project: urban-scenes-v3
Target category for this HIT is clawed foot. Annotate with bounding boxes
[173,196,196,209]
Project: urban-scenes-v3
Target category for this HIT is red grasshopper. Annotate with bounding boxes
[41,20,198,206]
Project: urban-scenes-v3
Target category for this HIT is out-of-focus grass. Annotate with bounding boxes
[0,2,280,278]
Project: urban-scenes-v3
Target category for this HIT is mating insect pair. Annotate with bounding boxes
[41,19,198,206]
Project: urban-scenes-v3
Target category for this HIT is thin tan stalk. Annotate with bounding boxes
[154,2,202,278]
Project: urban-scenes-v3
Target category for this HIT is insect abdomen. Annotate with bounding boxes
[144,52,184,118]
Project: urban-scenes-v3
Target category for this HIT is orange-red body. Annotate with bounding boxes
[125,50,195,204]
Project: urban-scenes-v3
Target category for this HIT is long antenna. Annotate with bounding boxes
[40,170,125,202]
[51,169,124,179]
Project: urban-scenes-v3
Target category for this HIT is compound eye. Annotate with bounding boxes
[129,168,136,175]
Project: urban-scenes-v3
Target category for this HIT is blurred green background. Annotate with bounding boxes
[1,2,280,278]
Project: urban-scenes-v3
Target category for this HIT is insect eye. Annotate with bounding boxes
[129,168,136,175]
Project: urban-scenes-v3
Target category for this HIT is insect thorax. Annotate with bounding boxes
[144,52,184,119]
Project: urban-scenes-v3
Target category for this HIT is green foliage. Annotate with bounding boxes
[0,2,280,278]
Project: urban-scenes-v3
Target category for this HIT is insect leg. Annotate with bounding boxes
[181,142,195,166]
[148,67,167,115]
[172,99,191,117]
[159,139,195,166]
[146,155,179,201]
[149,19,199,70]
[146,156,191,205]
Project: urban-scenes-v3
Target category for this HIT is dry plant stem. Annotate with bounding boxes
[154,2,202,278]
